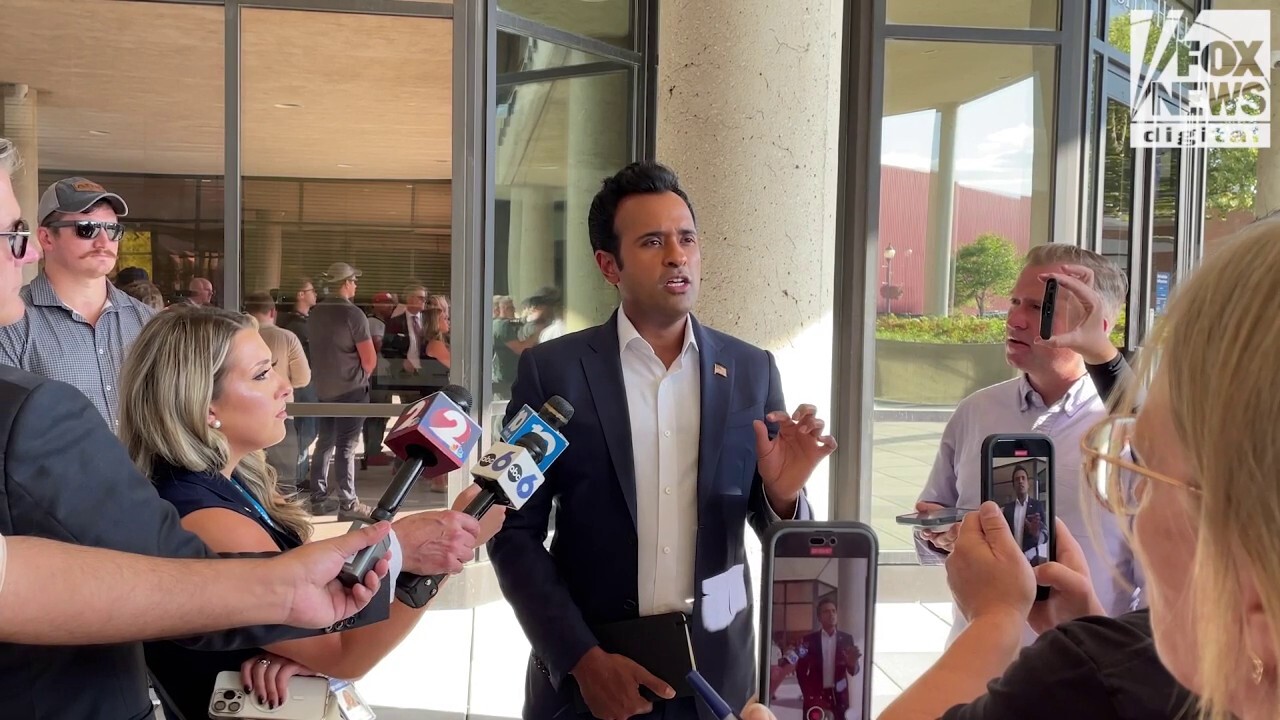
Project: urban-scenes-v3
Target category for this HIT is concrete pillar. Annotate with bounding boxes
[507,185,556,306]
[657,0,842,521]
[243,209,283,295]
[564,72,628,331]
[924,104,957,316]
[1,84,39,283]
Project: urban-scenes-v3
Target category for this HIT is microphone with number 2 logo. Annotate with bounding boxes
[338,385,480,587]
[394,397,574,608]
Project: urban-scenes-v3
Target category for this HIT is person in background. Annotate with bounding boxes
[914,245,1138,647]
[382,283,431,399]
[121,280,166,311]
[245,291,312,494]
[115,265,149,287]
[188,276,214,306]
[279,276,318,490]
[363,291,398,470]
[307,262,376,520]
[521,286,565,344]
[493,294,515,320]
[0,176,156,429]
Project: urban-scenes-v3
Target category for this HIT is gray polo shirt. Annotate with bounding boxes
[308,296,371,400]
[0,273,157,427]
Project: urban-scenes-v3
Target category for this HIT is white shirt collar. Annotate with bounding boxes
[617,306,698,357]
[1017,372,1096,417]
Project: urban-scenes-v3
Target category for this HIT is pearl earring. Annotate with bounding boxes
[1252,653,1266,685]
[210,419,222,430]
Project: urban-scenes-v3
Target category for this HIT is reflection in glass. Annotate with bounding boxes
[491,35,631,408]
[887,0,1058,30]
[1103,0,1193,56]
[871,41,1056,554]
[1100,99,1134,295]
[1203,146,1259,256]
[1149,149,1180,321]
[499,0,633,49]
[8,0,224,300]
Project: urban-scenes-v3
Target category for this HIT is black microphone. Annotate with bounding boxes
[394,397,574,608]
[338,385,480,587]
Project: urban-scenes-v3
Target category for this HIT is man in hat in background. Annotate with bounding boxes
[0,177,155,429]
[307,261,377,520]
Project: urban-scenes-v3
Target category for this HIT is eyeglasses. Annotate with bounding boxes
[44,220,126,242]
[3,220,30,260]
[1080,415,1199,515]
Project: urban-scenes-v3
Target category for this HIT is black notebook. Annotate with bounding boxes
[570,612,697,715]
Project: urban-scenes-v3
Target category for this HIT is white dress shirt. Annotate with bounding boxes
[1012,497,1028,542]
[406,312,423,369]
[618,308,701,616]
[820,629,837,689]
[915,373,1141,646]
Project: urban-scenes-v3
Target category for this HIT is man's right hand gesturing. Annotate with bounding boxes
[571,646,675,720]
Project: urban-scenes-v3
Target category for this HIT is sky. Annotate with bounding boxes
[879,76,1040,198]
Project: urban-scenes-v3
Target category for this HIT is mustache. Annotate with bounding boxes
[80,250,116,259]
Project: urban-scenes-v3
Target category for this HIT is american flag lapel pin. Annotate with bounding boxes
[714,363,728,378]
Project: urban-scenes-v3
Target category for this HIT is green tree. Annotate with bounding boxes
[953,233,1020,317]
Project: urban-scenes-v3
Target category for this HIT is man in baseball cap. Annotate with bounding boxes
[37,176,129,226]
[0,176,155,428]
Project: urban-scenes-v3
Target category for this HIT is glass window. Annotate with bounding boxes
[490,34,631,410]
[873,40,1056,555]
[1203,146,1259,256]
[499,0,634,49]
[5,0,224,302]
[887,0,1059,29]
[1103,0,1194,57]
[1100,96,1135,310]
[240,8,454,424]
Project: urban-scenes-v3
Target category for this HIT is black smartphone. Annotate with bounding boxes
[1039,278,1058,341]
[895,507,974,528]
[980,433,1055,601]
[759,522,877,720]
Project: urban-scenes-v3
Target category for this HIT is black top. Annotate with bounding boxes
[941,611,1196,720]
[144,462,303,720]
[1086,351,1133,406]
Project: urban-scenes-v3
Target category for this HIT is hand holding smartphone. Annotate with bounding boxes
[980,433,1056,600]
[1039,278,1058,341]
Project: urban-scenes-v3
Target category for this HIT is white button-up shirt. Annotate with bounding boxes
[820,629,837,689]
[915,373,1141,646]
[618,308,701,616]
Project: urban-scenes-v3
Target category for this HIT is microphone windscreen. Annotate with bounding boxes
[441,384,474,413]
[541,395,574,428]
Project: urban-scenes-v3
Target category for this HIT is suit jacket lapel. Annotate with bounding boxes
[583,312,639,528]
[695,317,731,507]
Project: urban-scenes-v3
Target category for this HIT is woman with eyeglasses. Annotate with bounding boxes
[862,221,1280,720]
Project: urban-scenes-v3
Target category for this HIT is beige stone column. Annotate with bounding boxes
[507,185,556,306]
[564,71,628,331]
[1,84,40,283]
[924,104,957,316]
[243,209,283,294]
[656,0,842,518]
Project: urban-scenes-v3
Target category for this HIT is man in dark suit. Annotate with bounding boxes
[795,598,861,720]
[1000,465,1048,563]
[489,162,837,720]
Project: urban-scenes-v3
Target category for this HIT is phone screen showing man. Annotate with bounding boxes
[990,458,1051,567]
[766,556,870,720]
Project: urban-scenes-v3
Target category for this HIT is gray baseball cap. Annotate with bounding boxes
[38,177,129,225]
[324,262,363,283]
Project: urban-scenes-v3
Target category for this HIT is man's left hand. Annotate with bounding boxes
[755,404,838,515]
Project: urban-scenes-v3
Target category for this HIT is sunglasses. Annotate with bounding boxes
[3,219,30,260]
[1080,414,1200,515]
[45,220,126,242]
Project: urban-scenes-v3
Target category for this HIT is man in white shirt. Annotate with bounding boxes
[914,244,1140,646]
[490,162,837,720]
[795,599,860,720]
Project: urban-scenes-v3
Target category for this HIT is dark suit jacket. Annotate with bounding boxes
[795,629,858,707]
[1002,497,1048,553]
[488,312,809,719]
[0,367,387,719]
[381,312,427,360]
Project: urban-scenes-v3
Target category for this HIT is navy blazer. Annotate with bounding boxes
[488,311,809,719]
[0,366,384,719]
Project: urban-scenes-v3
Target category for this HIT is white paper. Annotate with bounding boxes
[700,563,748,632]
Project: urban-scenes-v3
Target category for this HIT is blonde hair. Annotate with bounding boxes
[118,305,312,541]
[1024,244,1128,321]
[0,138,20,176]
[1119,220,1280,719]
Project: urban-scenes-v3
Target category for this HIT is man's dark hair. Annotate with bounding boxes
[587,161,695,265]
[244,291,275,315]
[1011,464,1030,480]
[817,597,838,612]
